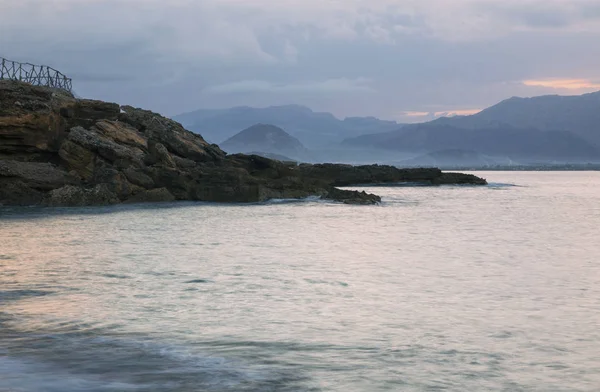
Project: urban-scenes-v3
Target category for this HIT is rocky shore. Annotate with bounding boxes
[0,81,486,207]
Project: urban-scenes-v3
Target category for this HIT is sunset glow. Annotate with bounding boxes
[435,109,481,117]
[400,109,482,119]
[402,111,431,117]
[523,78,600,90]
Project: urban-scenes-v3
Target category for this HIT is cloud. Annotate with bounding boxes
[436,109,482,117]
[1,0,599,120]
[203,78,375,94]
[522,78,600,90]
[402,111,431,118]
[398,109,482,123]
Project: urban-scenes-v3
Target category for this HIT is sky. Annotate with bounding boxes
[1,0,600,122]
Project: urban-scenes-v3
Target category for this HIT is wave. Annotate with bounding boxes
[262,195,324,205]
[486,182,522,188]
[0,322,316,392]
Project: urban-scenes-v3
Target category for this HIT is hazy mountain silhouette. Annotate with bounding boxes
[434,91,600,145]
[172,105,402,147]
[220,124,308,160]
[343,91,600,162]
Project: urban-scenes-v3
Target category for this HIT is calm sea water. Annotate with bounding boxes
[1,172,599,392]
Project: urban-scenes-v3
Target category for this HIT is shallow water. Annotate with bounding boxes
[1,172,599,391]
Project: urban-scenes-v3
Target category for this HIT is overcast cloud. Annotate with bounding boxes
[1,0,599,122]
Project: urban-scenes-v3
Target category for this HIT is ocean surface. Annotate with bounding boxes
[1,172,599,392]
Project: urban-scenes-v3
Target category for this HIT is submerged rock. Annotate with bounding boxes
[0,81,486,207]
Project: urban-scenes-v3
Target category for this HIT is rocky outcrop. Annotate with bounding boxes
[0,80,486,207]
[297,164,442,186]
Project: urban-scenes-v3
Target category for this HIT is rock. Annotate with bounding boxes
[149,142,176,168]
[0,80,487,207]
[93,120,147,150]
[0,178,45,206]
[0,160,79,190]
[92,167,136,200]
[172,155,197,169]
[123,167,155,189]
[119,106,224,163]
[46,184,119,207]
[125,188,175,204]
[0,81,74,158]
[325,187,382,205]
[297,164,443,186]
[58,140,96,180]
[67,126,144,166]
[432,172,488,185]
[62,100,120,129]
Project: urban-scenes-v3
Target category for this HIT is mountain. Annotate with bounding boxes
[343,91,600,162]
[434,91,600,145]
[345,123,599,161]
[172,105,403,148]
[220,124,308,160]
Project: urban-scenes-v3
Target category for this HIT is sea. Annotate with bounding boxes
[1,172,599,391]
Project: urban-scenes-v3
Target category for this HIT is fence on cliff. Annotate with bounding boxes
[0,57,72,92]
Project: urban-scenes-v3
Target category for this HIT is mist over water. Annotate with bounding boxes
[1,172,600,391]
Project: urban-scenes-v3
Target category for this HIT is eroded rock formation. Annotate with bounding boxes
[0,80,486,207]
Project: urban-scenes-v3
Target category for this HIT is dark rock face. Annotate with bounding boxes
[432,172,488,185]
[0,81,487,207]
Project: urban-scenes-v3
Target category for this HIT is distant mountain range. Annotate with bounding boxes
[400,149,501,168]
[220,124,307,161]
[343,91,600,162]
[174,91,600,164]
[172,105,402,148]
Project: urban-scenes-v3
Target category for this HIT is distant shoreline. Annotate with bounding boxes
[418,165,600,172]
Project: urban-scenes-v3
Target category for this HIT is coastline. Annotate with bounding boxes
[0,80,486,207]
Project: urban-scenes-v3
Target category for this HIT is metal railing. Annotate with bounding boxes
[0,57,72,92]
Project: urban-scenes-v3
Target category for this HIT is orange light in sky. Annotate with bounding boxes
[400,109,481,118]
[402,111,431,117]
[435,109,481,117]
[523,78,600,90]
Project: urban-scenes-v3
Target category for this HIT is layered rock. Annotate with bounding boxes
[0,80,486,207]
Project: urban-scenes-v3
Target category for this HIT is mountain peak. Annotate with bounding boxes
[172,105,400,146]
[220,123,307,159]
